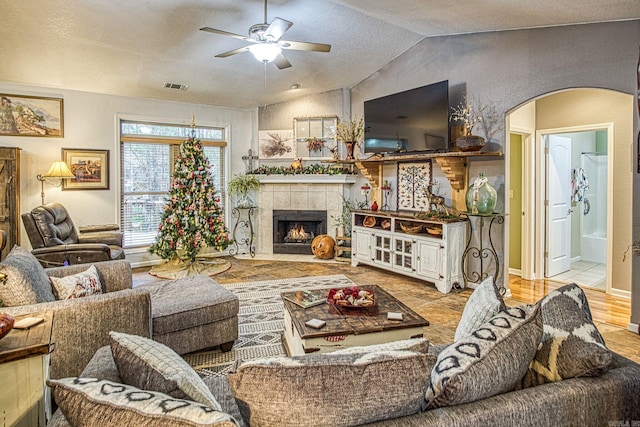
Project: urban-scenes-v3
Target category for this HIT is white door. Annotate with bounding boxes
[545,135,572,277]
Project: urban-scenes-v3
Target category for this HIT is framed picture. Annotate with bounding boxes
[397,161,432,212]
[0,93,63,137]
[62,149,109,190]
[258,130,295,159]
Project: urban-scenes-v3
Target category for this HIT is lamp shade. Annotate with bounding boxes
[248,43,282,63]
[43,161,75,179]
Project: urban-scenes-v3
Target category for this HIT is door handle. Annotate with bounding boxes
[567,209,574,215]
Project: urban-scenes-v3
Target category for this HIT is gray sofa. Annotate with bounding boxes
[3,258,239,380]
[48,342,640,427]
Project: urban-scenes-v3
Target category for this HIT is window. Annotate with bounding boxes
[120,121,226,248]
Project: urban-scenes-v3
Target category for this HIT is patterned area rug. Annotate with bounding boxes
[183,274,355,378]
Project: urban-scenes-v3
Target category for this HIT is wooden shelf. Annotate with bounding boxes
[326,151,502,192]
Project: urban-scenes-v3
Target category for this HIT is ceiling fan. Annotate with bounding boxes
[200,0,331,69]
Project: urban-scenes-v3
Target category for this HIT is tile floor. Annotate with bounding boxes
[549,260,606,290]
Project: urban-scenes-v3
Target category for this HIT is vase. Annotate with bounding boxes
[344,141,357,161]
[0,312,14,340]
[456,135,486,152]
[466,173,497,214]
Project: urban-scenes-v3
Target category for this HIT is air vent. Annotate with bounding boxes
[163,82,189,91]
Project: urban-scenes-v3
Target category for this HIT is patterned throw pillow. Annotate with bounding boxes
[109,332,222,411]
[454,276,506,342]
[519,283,612,388]
[229,350,435,427]
[48,377,238,427]
[0,245,56,306]
[331,338,430,355]
[425,304,542,408]
[50,265,103,300]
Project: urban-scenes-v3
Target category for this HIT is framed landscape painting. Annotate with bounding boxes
[0,94,63,137]
[62,149,109,190]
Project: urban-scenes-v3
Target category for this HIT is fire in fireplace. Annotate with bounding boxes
[273,210,327,254]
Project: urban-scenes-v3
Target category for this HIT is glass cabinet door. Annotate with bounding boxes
[374,234,392,266]
[393,237,414,272]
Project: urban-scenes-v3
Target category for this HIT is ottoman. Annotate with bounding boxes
[141,274,239,355]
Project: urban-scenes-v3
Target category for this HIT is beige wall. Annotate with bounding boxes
[536,89,634,293]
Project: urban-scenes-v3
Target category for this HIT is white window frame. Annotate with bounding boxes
[117,117,229,249]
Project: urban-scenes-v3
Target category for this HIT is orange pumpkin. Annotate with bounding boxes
[311,234,335,259]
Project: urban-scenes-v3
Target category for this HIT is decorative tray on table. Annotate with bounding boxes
[327,286,376,309]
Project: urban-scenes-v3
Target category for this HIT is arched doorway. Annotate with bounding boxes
[505,88,634,297]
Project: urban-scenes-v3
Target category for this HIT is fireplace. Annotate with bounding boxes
[273,210,327,254]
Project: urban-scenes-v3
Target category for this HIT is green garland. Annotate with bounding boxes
[251,164,355,175]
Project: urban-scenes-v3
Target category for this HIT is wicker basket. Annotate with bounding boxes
[399,222,422,234]
[425,226,443,236]
[363,216,377,228]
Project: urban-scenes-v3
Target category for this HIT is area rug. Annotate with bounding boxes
[183,274,355,378]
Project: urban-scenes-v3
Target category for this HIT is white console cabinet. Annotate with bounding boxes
[351,211,466,293]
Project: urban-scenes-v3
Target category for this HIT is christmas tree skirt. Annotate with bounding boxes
[149,256,232,279]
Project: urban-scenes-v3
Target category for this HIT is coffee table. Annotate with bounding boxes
[281,285,429,356]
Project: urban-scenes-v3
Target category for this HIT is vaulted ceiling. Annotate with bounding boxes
[2,0,639,109]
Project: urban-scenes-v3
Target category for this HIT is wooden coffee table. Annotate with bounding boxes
[281,285,429,356]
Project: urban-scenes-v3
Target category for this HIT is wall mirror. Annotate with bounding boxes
[293,116,338,160]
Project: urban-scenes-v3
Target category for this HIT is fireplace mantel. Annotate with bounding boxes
[256,175,357,184]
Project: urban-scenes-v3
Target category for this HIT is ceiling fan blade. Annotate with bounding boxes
[215,46,250,58]
[280,40,331,53]
[265,17,293,42]
[273,53,292,70]
[200,27,251,42]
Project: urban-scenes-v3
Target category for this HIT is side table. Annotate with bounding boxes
[0,310,54,427]
[459,212,505,287]
[229,206,256,257]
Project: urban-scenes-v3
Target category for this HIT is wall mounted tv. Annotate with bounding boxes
[364,80,449,156]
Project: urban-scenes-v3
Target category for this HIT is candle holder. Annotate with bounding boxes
[380,181,392,211]
[360,183,371,206]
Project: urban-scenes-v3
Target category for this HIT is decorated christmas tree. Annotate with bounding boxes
[149,136,231,266]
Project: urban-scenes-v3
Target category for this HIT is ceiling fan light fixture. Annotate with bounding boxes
[248,43,282,63]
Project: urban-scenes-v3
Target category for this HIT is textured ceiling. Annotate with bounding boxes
[1,0,639,109]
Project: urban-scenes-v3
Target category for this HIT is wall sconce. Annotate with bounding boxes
[36,161,75,205]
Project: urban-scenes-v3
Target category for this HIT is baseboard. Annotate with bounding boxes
[508,268,521,276]
[628,323,639,335]
[609,288,631,299]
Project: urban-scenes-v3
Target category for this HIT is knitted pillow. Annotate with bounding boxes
[331,337,430,355]
[454,276,505,341]
[426,304,542,408]
[109,332,221,411]
[48,377,238,427]
[519,283,612,387]
[229,351,435,426]
[50,265,103,300]
[0,245,56,306]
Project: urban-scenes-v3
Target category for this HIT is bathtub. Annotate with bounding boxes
[580,231,606,264]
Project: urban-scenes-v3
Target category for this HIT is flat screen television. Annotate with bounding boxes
[364,80,449,155]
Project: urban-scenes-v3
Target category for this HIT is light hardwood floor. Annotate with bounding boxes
[133,257,640,363]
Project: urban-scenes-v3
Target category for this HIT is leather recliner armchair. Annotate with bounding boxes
[21,202,125,267]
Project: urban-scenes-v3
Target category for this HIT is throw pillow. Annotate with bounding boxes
[425,304,542,408]
[331,337,430,355]
[0,245,56,306]
[228,350,435,427]
[109,332,221,411]
[519,283,612,388]
[48,377,238,427]
[50,264,103,300]
[454,276,506,342]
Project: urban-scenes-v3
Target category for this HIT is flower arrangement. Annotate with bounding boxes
[306,137,325,152]
[335,116,364,144]
[450,96,483,136]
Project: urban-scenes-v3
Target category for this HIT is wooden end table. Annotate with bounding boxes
[281,285,429,356]
[0,310,54,427]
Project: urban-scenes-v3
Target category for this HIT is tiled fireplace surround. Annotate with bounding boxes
[256,176,357,255]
